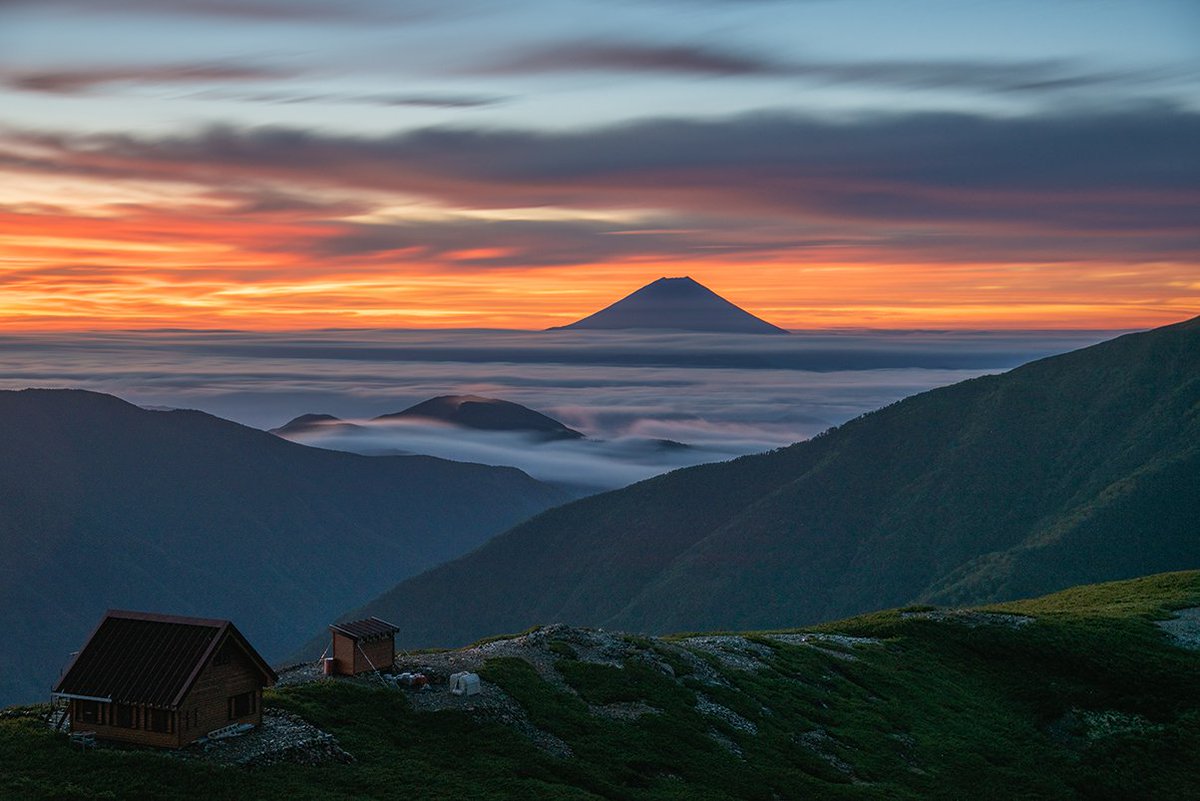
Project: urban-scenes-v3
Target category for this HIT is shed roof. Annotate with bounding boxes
[329,616,400,641]
[53,610,277,708]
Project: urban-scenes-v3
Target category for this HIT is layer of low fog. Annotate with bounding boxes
[278,416,775,493]
[0,328,1118,490]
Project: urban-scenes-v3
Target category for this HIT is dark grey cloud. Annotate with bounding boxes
[301,217,836,266]
[483,42,785,77]
[0,0,433,22]
[476,39,1189,94]
[3,63,294,95]
[4,106,1196,264]
[189,89,507,109]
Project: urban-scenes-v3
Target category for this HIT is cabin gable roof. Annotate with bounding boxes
[54,610,277,708]
[329,616,400,641]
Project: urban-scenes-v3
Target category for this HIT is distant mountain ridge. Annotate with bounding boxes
[376,395,584,440]
[550,276,787,334]
[270,413,359,436]
[334,315,1200,652]
[272,395,585,442]
[0,389,569,706]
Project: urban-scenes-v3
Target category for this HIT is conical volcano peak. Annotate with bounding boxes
[641,276,713,294]
[550,277,787,334]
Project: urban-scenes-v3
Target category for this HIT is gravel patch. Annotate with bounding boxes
[707,728,744,758]
[899,610,1034,629]
[795,728,855,776]
[762,632,884,661]
[393,667,573,758]
[1156,607,1200,650]
[588,701,661,721]
[695,694,757,734]
[177,708,352,767]
[274,662,323,687]
[678,636,773,671]
[1076,709,1163,740]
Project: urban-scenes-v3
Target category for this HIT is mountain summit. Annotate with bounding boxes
[375,395,584,440]
[550,276,787,334]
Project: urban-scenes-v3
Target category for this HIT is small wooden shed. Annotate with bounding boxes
[328,617,400,676]
[52,610,276,749]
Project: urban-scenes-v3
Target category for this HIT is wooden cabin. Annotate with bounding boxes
[328,617,400,675]
[52,610,277,749]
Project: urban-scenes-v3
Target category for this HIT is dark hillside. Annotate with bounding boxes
[0,389,569,706]
[340,315,1199,651]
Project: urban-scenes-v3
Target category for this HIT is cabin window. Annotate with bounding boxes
[149,708,171,733]
[227,691,255,720]
[115,703,137,729]
[79,701,99,724]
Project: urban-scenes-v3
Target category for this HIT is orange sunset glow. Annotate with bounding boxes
[2,0,1197,332]
[2,175,1196,331]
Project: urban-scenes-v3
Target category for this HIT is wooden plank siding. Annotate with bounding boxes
[354,637,394,675]
[65,631,267,748]
[176,636,265,744]
[67,699,180,748]
[331,630,357,676]
[330,630,395,675]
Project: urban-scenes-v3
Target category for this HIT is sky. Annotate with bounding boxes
[1,0,1197,330]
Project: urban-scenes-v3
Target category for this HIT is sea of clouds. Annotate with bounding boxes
[0,328,1118,491]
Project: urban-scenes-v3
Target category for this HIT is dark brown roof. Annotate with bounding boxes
[53,610,276,708]
[329,616,400,641]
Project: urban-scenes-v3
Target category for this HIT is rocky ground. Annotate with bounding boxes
[1156,606,1200,649]
[226,605,1198,770]
[176,708,353,767]
[273,623,887,761]
[898,609,1034,628]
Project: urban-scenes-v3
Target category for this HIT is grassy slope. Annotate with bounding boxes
[4,571,1199,800]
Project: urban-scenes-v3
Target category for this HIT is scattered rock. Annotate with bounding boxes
[763,632,884,661]
[470,704,574,759]
[695,694,757,734]
[268,624,884,764]
[707,728,744,758]
[795,728,856,777]
[1156,607,1200,650]
[899,610,1034,629]
[588,701,661,721]
[176,708,352,767]
[274,661,324,687]
[2,705,49,722]
[1077,709,1163,740]
[678,636,773,671]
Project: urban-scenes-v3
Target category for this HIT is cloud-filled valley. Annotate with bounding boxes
[0,327,1119,491]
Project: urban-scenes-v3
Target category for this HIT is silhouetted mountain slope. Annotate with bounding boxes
[342,315,1200,652]
[269,413,358,436]
[0,390,569,706]
[375,395,584,440]
[550,276,787,334]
